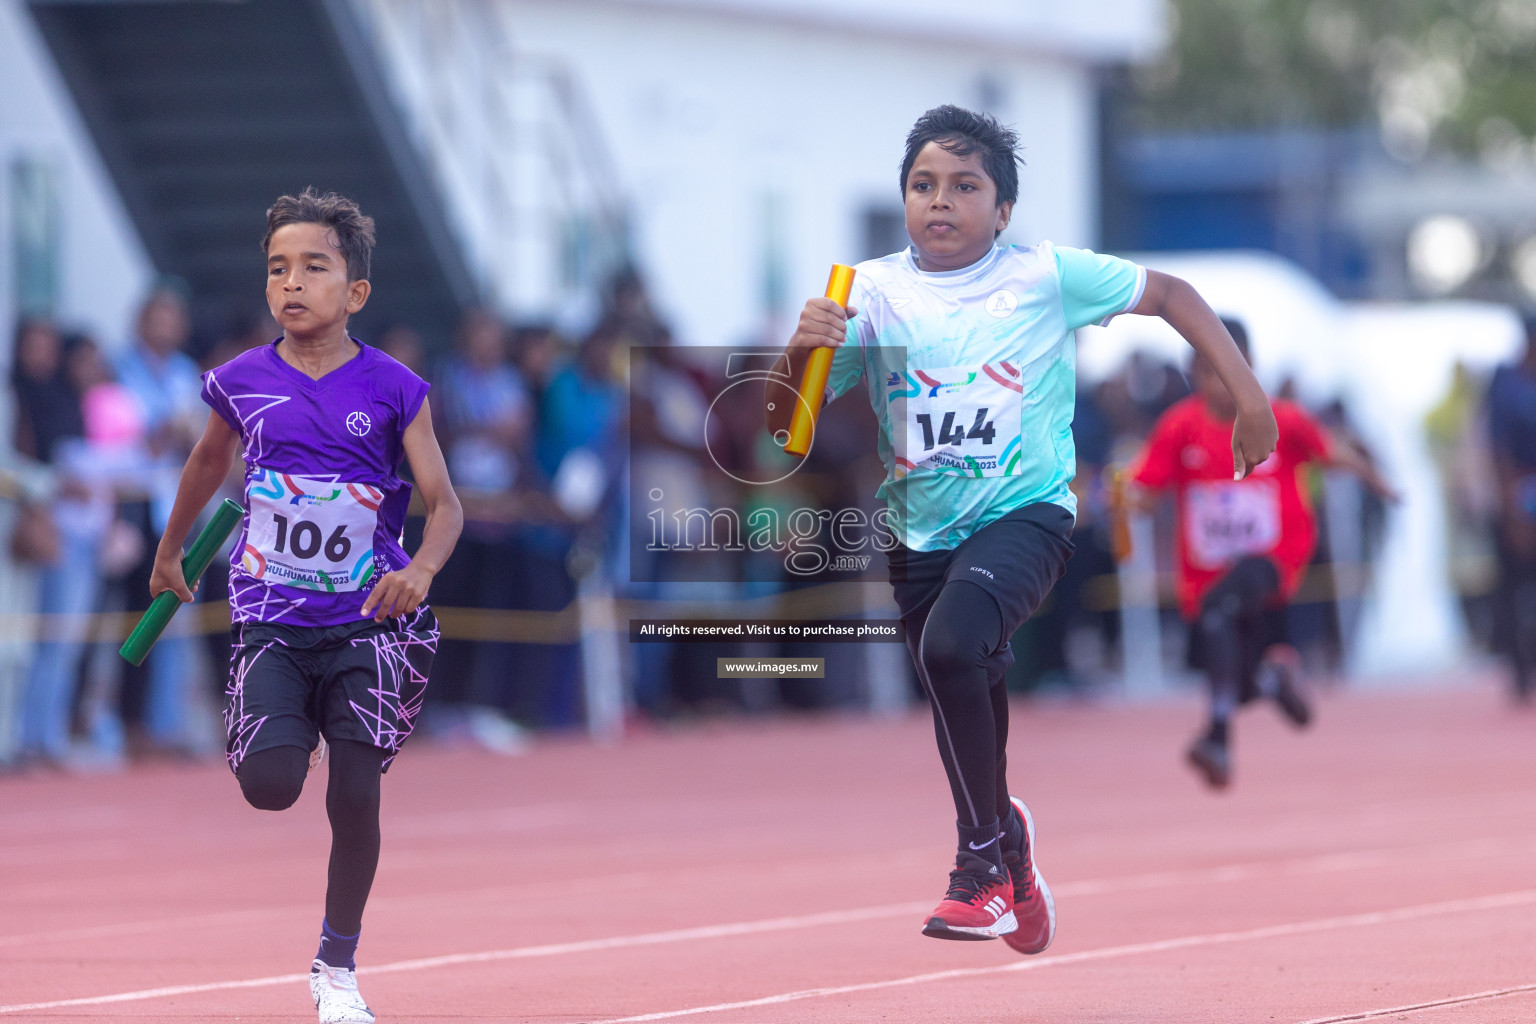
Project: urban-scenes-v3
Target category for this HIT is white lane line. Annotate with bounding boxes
[1295,982,1536,1023]
[4,833,1526,950]
[584,889,1536,1024]
[0,902,929,1014]
[6,890,1535,1017]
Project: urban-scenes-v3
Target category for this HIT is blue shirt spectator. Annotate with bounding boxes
[1488,357,1536,473]
[438,311,530,494]
[537,323,624,481]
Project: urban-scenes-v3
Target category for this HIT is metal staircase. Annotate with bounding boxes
[28,0,631,341]
[347,0,630,323]
[27,0,477,342]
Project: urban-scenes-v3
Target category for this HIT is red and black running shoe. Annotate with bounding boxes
[921,852,1016,941]
[1001,796,1057,955]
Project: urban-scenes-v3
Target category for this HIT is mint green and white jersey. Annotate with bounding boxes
[826,242,1145,551]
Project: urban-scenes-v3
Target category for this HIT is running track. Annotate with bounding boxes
[3,679,1535,1022]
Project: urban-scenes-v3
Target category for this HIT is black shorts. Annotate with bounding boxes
[886,502,1076,634]
[223,606,438,773]
[1185,555,1286,684]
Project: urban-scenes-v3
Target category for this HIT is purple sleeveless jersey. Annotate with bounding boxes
[201,340,430,627]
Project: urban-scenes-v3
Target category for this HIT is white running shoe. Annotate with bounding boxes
[310,959,374,1023]
[308,736,328,774]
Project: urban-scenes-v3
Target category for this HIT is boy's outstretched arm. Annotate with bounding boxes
[1131,270,1277,478]
[1325,434,1401,503]
[150,411,241,603]
[362,397,463,622]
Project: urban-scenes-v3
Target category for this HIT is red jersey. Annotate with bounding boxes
[1129,396,1332,619]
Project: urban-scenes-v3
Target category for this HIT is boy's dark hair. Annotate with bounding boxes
[1219,317,1251,361]
[262,188,376,282]
[900,105,1022,205]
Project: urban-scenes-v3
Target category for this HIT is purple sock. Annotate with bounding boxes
[314,918,360,971]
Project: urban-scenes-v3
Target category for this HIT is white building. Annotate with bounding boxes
[0,0,1164,357]
[362,0,1167,344]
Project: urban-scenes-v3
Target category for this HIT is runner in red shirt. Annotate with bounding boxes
[1127,320,1394,788]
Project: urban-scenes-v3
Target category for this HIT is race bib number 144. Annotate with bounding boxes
[241,470,381,592]
[888,362,1024,477]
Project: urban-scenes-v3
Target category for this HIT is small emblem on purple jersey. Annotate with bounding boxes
[346,411,372,437]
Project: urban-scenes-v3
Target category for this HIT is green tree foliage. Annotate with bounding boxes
[1133,0,1536,159]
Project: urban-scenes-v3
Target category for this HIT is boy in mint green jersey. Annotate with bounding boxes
[774,105,1276,952]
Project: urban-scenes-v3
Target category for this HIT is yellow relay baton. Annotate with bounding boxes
[784,263,856,458]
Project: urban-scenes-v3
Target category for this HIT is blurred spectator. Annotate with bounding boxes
[1485,316,1536,701]
[511,322,563,434]
[202,308,277,370]
[377,323,426,377]
[1426,361,1499,646]
[1292,395,1387,674]
[440,310,530,495]
[116,284,203,463]
[1123,349,1189,431]
[1013,384,1121,693]
[12,318,83,464]
[10,320,79,764]
[426,311,538,749]
[114,284,203,756]
[537,317,626,483]
[0,460,39,770]
[607,264,661,335]
[530,312,629,726]
[625,334,715,715]
[16,332,150,766]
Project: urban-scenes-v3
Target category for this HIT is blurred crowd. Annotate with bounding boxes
[0,274,642,771]
[1426,319,1536,703]
[4,274,1535,773]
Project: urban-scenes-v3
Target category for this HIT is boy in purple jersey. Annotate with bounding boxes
[150,189,462,1024]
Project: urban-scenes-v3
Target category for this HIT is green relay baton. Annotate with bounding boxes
[119,498,245,666]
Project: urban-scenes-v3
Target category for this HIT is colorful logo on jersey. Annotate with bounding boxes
[887,370,976,399]
[886,372,920,400]
[346,411,371,437]
[285,475,341,507]
[914,370,977,397]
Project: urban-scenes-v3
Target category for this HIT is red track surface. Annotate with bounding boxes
[3,679,1536,1022]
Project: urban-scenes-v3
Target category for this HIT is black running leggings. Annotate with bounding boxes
[235,740,387,935]
[1195,555,1281,712]
[906,580,1013,829]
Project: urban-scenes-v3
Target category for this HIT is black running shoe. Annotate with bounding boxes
[1515,668,1534,705]
[1187,734,1231,789]
[1259,645,1311,728]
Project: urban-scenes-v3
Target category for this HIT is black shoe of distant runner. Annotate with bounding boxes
[1259,645,1311,728]
[1187,734,1231,789]
[1515,669,1535,705]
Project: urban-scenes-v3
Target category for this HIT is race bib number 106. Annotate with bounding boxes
[241,470,381,592]
[888,362,1024,477]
